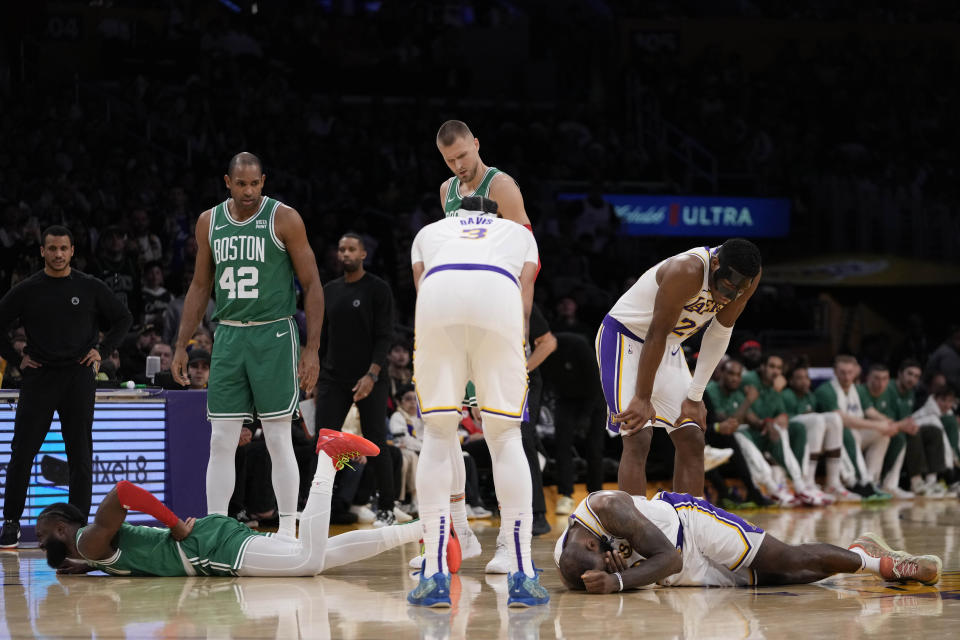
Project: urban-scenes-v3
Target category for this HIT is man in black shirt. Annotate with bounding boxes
[312,233,397,526]
[0,226,133,548]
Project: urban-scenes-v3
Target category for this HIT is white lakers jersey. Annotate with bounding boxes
[411,214,538,278]
[608,246,722,345]
[554,493,681,570]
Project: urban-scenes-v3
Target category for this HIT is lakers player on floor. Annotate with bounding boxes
[432,120,547,575]
[35,430,424,577]
[407,196,548,608]
[171,152,324,539]
[599,239,762,497]
[556,489,941,592]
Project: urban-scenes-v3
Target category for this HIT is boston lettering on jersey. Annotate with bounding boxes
[212,236,267,264]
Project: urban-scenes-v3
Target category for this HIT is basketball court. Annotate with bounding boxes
[3,485,958,639]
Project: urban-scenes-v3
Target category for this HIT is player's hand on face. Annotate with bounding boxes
[352,374,374,402]
[604,550,628,574]
[615,396,656,436]
[298,349,320,395]
[170,517,196,542]
[171,346,190,386]
[581,569,617,594]
[772,374,787,392]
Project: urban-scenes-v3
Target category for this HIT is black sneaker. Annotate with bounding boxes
[532,512,551,536]
[0,521,20,549]
[372,509,396,528]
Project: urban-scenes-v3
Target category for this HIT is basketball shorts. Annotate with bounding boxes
[208,317,300,421]
[413,268,527,423]
[595,314,694,436]
[655,492,766,587]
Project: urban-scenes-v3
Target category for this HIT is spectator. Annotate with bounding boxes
[119,324,160,383]
[149,342,173,373]
[190,326,213,353]
[141,261,172,332]
[129,208,163,265]
[90,225,143,324]
[0,225,132,548]
[927,326,960,391]
[388,384,422,512]
[186,349,210,389]
[161,268,217,347]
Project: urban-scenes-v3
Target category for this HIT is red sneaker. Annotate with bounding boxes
[447,524,462,574]
[315,429,380,470]
[849,532,942,586]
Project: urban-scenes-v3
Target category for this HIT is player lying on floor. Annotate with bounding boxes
[555,490,941,593]
[36,430,424,577]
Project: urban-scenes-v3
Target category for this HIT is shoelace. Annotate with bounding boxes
[892,554,920,580]
[332,451,360,471]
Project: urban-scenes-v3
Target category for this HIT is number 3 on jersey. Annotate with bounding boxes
[460,228,488,240]
[219,266,259,299]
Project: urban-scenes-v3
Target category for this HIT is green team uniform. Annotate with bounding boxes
[858,383,911,477]
[207,197,300,421]
[443,167,504,215]
[704,381,746,422]
[739,372,807,468]
[77,515,268,576]
[815,382,870,483]
[781,388,818,417]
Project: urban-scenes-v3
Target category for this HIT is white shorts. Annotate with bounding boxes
[414,269,527,422]
[655,492,766,587]
[596,315,694,435]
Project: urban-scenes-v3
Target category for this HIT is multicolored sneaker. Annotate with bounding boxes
[447,525,463,574]
[407,571,452,607]
[507,571,550,607]
[315,429,380,469]
[849,532,942,586]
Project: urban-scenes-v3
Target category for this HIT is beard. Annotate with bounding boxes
[341,261,360,273]
[45,538,69,569]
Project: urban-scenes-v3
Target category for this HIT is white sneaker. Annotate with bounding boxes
[825,485,862,503]
[468,505,493,519]
[704,446,734,471]
[349,505,376,523]
[887,486,915,500]
[485,540,512,574]
[555,495,575,515]
[393,505,413,523]
[922,482,949,499]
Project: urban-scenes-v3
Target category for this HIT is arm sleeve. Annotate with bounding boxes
[0,285,24,365]
[686,320,733,401]
[115,480,179,528]
[369,281,394,367]
[97,280,134,356]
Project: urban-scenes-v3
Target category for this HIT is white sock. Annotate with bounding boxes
[851,547,881,575]
[449,447,473,540]
[825,455,841,489]
[417,419,457,576]
[206,419,243,515]
[484,417,534,577]
[805,455,819,486]
[261,417,301,537]
[925,473,937,485]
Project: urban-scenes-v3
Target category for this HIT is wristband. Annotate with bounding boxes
[614,571,624,592]
[713,422,720,433]
[366,371,379,383]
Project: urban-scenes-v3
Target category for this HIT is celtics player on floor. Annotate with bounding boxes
[430,121,544,577]
[36,430,425,577]
[172,152,324,539]
[556,490,942,593]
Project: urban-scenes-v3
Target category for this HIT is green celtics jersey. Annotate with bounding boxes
[857,383,899,419]
[443,167,503,215]
[78,515,268,577]
[782,388,818,416]
[705,381,745,420]
[209,197,297,322]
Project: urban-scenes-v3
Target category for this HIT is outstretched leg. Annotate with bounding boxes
[749,534,863,585]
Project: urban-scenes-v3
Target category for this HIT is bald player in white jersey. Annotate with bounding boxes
[407,196,548,608]
[598,239,762,497]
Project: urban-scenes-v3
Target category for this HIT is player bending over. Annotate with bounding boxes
[36,430,422,577]
[556,490,941,593]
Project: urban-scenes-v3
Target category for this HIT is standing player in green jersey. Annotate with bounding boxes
[171,152,324,539]
[36,430,424,577]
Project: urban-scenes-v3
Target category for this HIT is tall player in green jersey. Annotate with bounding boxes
[172,152,324,539]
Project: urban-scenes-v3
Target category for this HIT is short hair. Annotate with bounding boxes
[786,355,810,378]
[37,502,87,527]
[436,120,473,146]
[722,357,744,373]
[834,354,858,367]
[557,540,596,590]
[717,238,761,278]
[762,353,783,367]
[227,151,263,177]
[395,383,415,401]
[867,363,890,376]
[898,358,922,374]
[933,384,957,399]
[41,225,74,246]
[340,232,365,249]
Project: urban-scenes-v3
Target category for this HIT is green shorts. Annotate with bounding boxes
[208,317,301,421]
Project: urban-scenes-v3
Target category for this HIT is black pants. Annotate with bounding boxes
[521,372,546,515]
[4,364,96,521]
[311,373,394,511]
[554,395,606,496]
[904,426,947,478]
